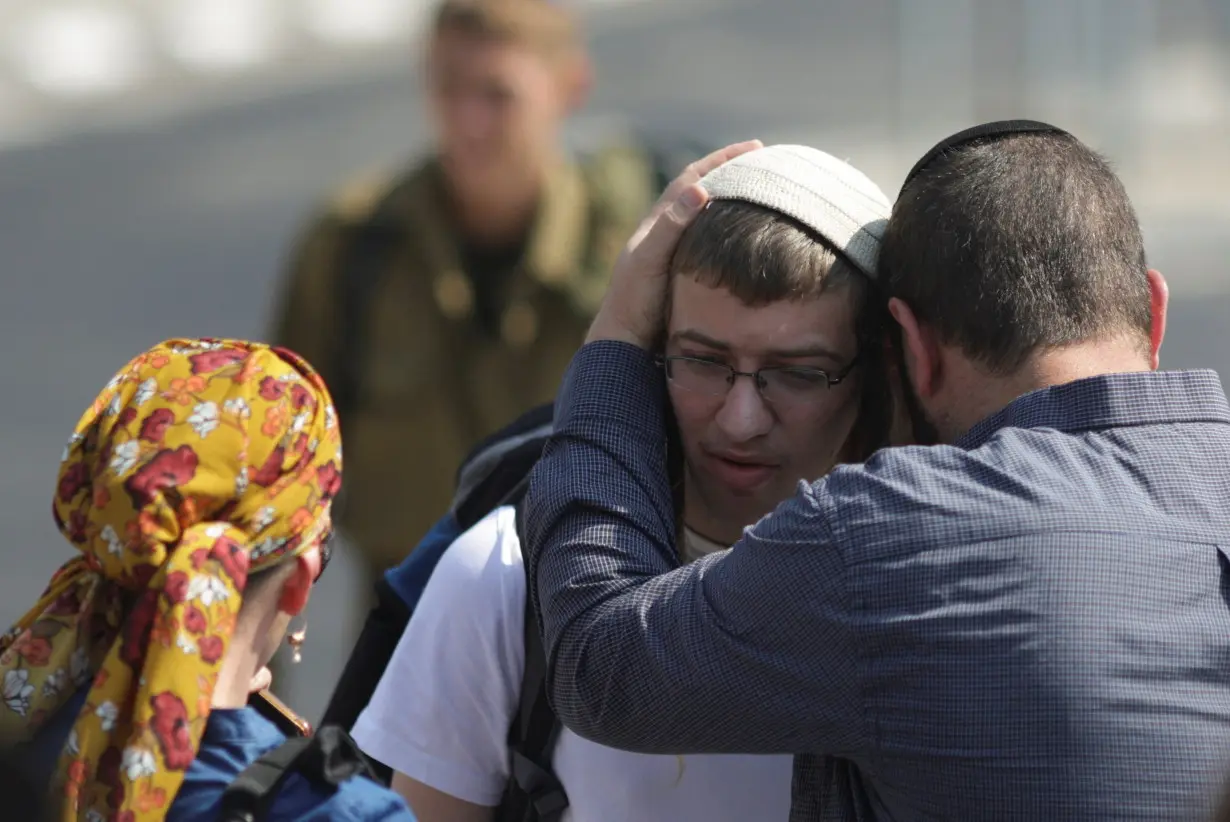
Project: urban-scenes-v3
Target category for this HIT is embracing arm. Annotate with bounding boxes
[521,342,864,756]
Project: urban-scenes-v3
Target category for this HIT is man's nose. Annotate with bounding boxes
[714,375,774,443]
[450,95,495,139]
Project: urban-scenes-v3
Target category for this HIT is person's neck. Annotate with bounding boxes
[681,519,729,547]
[212,640,261,709]
[943,339,1153,440]
[445,166,545,249]
[681,496,741,548]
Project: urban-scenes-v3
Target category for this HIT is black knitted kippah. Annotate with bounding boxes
[901,119,1073,192]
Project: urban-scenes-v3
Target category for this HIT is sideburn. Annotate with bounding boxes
[837,283,893,463]
[656,275,687,555]
[664,379,688,557]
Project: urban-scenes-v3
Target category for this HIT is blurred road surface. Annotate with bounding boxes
[0,0,1227,721]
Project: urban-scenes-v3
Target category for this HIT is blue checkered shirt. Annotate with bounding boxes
[522,341,1230,821]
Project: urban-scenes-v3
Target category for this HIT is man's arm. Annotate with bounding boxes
[522,341,865,756]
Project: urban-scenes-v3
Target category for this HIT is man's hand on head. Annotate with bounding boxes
[587,140,763,349]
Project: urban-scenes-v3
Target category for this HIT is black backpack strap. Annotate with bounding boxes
[497,499,567,822]
[318,574,413,787]
[454,402,554,490]
[329,173,416,423]
[220,727,377,822]
[219,737,312,822]
[454,403,554,529]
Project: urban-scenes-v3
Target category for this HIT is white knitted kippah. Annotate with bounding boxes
[698,144,891,281]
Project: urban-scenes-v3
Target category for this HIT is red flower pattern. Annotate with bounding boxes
[120,591,158,667]
[291,434,310,459]
[97,745,122,792]
[183,607,206,636]
[317,462,342,501]
[197,636,224,664]
[57,462,91,503]
[15,635,52,667]
[211,537,249,590]
[138,408,176,444]
[258,377,284,401]
[188,349,247,375]
[289,383,313,410]
[163,571,190,605]
[124,446,199,509]
[66,510,89,544]
[149,692,195,771]
[250,447,285,487]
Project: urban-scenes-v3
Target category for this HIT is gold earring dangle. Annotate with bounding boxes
[286,620,307,664]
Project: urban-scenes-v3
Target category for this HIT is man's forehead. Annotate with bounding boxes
[668,279,857,361]
[671,327,848,362]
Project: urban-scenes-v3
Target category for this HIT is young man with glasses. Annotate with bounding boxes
[350,144,899,822]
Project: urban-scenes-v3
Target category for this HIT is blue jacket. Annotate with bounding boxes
[25,687,416,821]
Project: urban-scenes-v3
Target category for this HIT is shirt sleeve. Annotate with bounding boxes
[522,341,865,757]
[352,507,525,806]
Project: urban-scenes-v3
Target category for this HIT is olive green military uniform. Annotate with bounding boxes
[271,147,657,581]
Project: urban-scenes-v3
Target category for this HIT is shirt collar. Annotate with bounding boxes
[521,158,590,287]
[414,156,590,287]
[955,369,1230,451]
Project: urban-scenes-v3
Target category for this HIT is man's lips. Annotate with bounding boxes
[704,451,779,490]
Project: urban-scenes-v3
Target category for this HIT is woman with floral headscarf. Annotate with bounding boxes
[1,338,416,822]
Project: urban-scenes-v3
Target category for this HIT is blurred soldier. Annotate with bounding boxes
[271,0,662,592]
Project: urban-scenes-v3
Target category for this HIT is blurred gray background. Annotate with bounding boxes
[1,0,1227,721]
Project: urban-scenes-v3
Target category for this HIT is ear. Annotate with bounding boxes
[276,551,321,617]
[1146,268,1168,370]
[887,297,942,399]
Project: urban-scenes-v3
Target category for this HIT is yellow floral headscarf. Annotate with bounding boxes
[0,338,342,822]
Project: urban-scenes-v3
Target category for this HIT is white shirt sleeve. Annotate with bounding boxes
[352,506,525,806]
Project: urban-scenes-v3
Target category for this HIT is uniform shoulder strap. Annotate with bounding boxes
[329,166,419,423]
[495,498,567,822]
[219,726,377,822]
[579,143,658,224]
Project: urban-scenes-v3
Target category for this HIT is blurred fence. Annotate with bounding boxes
[0,0,661,145]
[0,1,1226,130]
[1,0,1226,170]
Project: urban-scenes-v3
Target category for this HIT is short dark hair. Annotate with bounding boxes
[432,0,580,60]
[667,200,892,459]
[879,131,1151,374]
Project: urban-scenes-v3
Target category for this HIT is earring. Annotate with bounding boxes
[286,619,307,664]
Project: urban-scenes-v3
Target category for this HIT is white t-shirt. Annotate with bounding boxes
[681,526,726,563]
[353,506,793,822]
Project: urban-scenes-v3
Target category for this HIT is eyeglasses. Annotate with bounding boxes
[659,354,858,406]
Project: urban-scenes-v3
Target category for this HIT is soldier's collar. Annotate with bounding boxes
[522,157,590,288]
